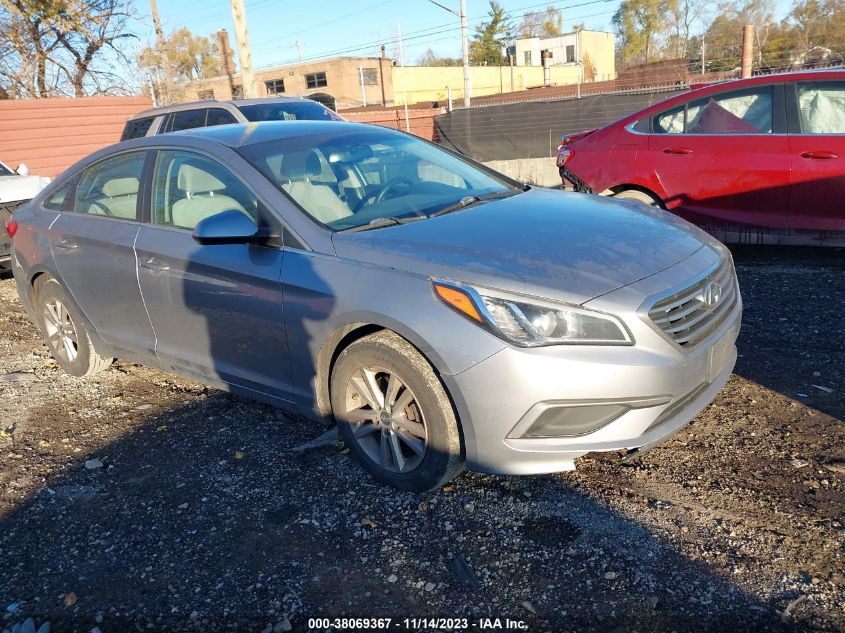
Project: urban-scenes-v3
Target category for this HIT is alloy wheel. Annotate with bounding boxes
[43,299,79,363]
[342,366,427,473]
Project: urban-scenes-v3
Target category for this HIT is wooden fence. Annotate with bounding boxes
[0,96,152,177]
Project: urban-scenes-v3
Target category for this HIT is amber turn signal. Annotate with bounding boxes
[433,282,483,323]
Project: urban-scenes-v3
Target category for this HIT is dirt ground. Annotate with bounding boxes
[0,246,842,633]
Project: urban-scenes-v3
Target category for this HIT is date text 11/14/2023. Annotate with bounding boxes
[306,617,530,630]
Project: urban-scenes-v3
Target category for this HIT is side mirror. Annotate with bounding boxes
[192,210,259,245]
[16,163,29,176]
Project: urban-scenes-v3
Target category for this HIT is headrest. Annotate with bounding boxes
[102,177,138,198]
[281,149,322,180]
[177,163,226,194]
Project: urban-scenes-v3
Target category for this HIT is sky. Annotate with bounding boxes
[130,0,627,69]
[129,0,796,72]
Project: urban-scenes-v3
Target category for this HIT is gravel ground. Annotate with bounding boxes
[0,246,842,633]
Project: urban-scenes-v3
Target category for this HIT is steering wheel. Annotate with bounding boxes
[88,200,112,216]
[352,177,414,213]
[374,178,413,204]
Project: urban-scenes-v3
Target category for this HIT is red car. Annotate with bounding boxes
[557,70,845,244]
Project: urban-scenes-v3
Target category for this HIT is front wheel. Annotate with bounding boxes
[330,331,464,491]
[35,278,113,377]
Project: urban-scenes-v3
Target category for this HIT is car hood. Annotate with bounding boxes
[0,174,51,205]
[331,187,715,305]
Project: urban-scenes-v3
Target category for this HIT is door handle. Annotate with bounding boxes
[54,239,78,250]
[800,151,838,160]
[140,257,170,271]
[662,147,693,155]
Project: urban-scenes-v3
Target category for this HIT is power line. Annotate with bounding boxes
[255,0,616,68]
[250,0,401,47]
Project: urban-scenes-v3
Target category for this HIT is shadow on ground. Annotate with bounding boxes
[729,245,844,421]
[0,391,815,632]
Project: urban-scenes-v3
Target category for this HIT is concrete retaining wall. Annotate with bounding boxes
[482,158,561,188]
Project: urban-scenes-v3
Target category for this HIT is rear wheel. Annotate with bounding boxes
[35,278,112,377]
[613,189,664,208]
[330,331,464,491]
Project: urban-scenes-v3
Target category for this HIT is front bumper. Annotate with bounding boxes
[443,247,741,475]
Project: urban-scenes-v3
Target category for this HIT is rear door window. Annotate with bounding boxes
[654,105,686,134]
[205,108,238,126]
[169,109,207,132]
[795,81,845,133]
[652,86,773,134]
[74,152,146,220]
[686,86,773,134]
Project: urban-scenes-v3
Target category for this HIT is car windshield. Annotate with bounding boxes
[0,163,13,176]
[238,127,516,230]
[236,101,343,122]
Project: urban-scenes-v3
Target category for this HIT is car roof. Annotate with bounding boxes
[127,96,324,121]
[59,121,396,179]
[171,120,383,148]
[688,68,845,92]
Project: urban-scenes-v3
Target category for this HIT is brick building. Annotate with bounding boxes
[183,56,395,110]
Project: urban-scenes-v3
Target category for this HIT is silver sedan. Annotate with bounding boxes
[7,121,741,491]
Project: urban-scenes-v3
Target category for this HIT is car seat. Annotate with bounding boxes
[171,163,246,229]
[91,177,139,219]
[279,149,352,224]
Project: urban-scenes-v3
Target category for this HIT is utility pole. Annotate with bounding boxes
[217,29,238,99]
[379,44,387,106]
[148,0,172,103]
[146,73,158,107]
[741,24,754,79]
[460,0,471,107]
[701,39,705,75]
[424,0,470,107]
[398,24,410,132]
[230,0,258,98]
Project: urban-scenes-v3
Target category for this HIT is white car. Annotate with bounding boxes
[1,161,50,273]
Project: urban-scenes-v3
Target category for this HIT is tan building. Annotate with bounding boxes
[183,56,396,110]
[182,35,615,110]
[393,65,585,105]
[514,29,616,82]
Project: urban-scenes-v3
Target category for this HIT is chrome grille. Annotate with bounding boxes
[648,257,737,349]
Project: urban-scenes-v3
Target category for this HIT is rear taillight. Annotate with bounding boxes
[5,219,18,238]
[556,146,574,167]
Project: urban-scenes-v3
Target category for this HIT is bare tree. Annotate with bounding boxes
[666,0,713,58]
[0,0,136,98]
[516,6,563,39]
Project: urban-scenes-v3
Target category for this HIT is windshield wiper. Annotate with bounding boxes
[340,215,427,233]
[429,190,521,218]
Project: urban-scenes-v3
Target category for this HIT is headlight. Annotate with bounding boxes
[433,279,633,346]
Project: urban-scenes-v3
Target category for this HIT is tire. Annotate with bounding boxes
[34,277,113,377]
[330,331,464,492]
[613,189,664,208]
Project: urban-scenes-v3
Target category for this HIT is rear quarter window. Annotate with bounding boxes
[43,181,75,211]
[121,117,155,141]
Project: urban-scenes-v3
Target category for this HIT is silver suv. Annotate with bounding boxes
[121,96,344,141]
